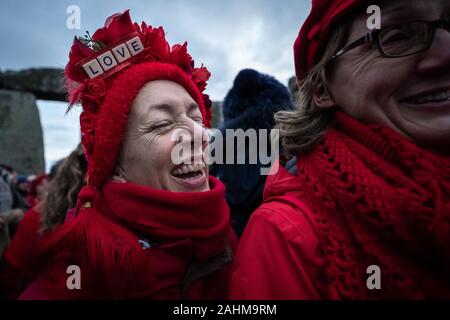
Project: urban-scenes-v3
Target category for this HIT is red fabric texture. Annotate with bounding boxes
[230,112,450,299]
[2,207,41,299]
[294,0,371,80]
[65,10,213,188]
[229,165,326,299]
[95,177,231,261]
[19,177,235,300]
[3,208,40,270]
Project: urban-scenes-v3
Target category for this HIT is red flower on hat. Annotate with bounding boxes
[65,10,210,93]
[80,112,96,156]
[65,10,212,116]
[66,37,95,83]
[168,42,194,75]
[84,79,106,100]
[138,23,170,61]
[192,66,211,92]
[92,10,135,46]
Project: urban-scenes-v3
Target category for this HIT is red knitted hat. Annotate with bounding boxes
[65,10,212,188]
[294,0,371,81]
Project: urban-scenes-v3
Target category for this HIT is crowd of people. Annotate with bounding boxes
[0,166,49,257]
[0,145,87,299]
[0,0,449,300]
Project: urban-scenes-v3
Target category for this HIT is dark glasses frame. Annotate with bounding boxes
[330,16,450,60]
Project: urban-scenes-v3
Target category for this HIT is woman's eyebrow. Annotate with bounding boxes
[146,103,175,115]
[383,7,420,21]
[187,102,200,114]
[382,1,442,23]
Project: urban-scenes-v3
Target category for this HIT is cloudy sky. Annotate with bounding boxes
[0,0,311,171]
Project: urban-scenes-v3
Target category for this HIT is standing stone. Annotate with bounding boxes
[0,90,45,174]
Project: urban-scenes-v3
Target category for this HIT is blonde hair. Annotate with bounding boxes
[275,22,351,156]
[40,144,87,231]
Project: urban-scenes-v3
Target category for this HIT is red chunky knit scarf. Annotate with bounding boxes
[296,112,450,299]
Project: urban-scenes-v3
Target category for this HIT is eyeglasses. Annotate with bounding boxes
[330,16,450,60]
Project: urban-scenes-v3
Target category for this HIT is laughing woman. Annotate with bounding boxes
[19,11,235,300]
[229,0,450,299]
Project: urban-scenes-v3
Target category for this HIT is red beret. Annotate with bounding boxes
[294,0,370,81]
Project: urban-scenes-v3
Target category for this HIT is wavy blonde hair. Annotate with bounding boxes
[275,22,351,156]
[40,144,87,231]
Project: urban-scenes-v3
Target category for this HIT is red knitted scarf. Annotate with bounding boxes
[296,112,450,299]
[94,177,231,261]
[34,177,231,298]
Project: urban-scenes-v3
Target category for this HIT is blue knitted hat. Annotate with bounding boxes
[222,69,293,127]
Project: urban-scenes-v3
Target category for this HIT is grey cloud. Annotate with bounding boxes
[0,0,311,99]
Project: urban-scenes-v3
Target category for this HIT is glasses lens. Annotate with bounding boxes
[379,22,432,57]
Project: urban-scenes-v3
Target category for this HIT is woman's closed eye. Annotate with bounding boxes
[147,120,173,131]
[192,116,204,125]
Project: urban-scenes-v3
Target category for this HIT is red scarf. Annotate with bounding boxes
[296,112,450,299]
[94,177,231,261]
[33,177,231,298]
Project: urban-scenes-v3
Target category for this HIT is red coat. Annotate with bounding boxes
[228,162,326,299]
[2,207,41,299]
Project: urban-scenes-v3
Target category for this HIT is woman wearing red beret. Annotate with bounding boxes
[229,0,450,299]
[19,10,235,300]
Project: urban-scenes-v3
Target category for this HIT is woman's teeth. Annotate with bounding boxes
[171,162,208,188]
[171,163,205,177]
[406,90,450,104]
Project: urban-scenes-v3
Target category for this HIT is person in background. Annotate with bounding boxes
[0,144,87,299]
[230,0,450,299]
[0,209,24,268]
[11,175,29,211]
[211,69,293,237]
[26,174,49,209]
[0,172,12,215]
[41,144,87,228]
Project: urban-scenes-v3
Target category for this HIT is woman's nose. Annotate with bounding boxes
[173,119,208,163]
[416,28,450,75]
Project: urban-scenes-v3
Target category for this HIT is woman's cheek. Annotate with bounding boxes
[153,133,180,165]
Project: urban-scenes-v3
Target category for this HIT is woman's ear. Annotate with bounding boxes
[113,165,128,183]
[313,84,336,109]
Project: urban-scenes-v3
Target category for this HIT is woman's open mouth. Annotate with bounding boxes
[401,88,450,111]
[170,162,207,189]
